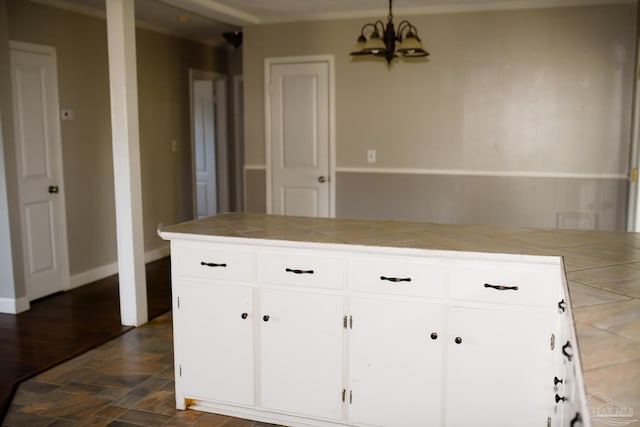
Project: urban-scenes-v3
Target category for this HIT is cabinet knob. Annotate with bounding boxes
[454,337,462,344]
[430,332,438,340]
[241,313,248,319]
[318,176,327,183]
[263,315,270,322]
[554,376,563,386]
[555,394,568,404]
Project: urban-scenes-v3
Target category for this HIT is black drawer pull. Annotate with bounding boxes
[380,276,411,283]
[558,299,567,312]
[285,268,314,275]
[562,341,573,361]
[201,261,227,268]
[484,283,519,291]
[570,412,582,427]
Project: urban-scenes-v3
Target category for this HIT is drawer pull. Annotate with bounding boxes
[201,261,227,268]
[562,341,573,361]
[570,412,582,427]
[285,268,314,275]
[484,283,518,291]
[380,276,411,283]
[558,299,567,312]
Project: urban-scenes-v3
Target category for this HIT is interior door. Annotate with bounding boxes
[267,58,333,217]
[193,79,217,218]
[10,42,69,301]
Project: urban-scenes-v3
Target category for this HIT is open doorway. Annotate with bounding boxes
[190,69,229,219]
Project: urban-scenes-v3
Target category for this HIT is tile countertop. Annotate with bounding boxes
[161,213,640,419]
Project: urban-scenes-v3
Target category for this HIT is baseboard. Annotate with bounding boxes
[0,296,30,314]
[69,245,170,290]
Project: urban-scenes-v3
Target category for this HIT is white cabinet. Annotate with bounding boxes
[163,230,588,427]
[348,297,445,427]
[445,306,558,427]
[176,281,254,406]
[259,289,344,420]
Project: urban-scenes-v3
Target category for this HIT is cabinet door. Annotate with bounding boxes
[349,297,445,427]
[446,307,558,427]
[259,289,344,420]
[177,281,254,405]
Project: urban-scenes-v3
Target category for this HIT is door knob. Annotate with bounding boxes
[48,185,59,194]
[318,176,327,183]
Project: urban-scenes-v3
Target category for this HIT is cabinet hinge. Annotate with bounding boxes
[177,296,180,309]
[350,315,353,329]
[547,416,551,427]
[350,390,353,404]
[551,333,555,350]
[342,389,346,402]
[179,365,182,377]
[343,315,347,329]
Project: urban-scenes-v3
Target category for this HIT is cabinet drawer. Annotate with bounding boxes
[171,244,255,282]
[349,257,446,298]
[259,251,345,290]
[449,261,561,307]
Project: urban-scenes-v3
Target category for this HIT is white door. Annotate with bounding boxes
[193,79,217,218]
[260,288,344,420]
[192,74,229,218]
[349,297,445,426]
[10,41,69,301]
[446,307,558,427]
[266,57,334,217]
[177,281,254,405]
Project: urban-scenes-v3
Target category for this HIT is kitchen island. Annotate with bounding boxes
[161,213,640,427]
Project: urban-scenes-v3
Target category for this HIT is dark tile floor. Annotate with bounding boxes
[3,312,279,427]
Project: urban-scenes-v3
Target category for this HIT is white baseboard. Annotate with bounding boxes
[0,295,30,314]
[69,245,170,290]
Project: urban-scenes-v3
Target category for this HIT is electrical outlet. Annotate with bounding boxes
[367,149,376,164]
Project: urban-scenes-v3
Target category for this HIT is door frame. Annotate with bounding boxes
[10,40,70,301]
[264,55,336,217]
[189,69,229,218]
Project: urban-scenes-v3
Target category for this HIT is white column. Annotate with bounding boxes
[105,0,148,326]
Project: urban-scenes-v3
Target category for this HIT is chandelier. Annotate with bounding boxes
[350,0,429,64]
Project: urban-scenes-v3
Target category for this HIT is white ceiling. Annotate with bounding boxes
[30,0,630,46]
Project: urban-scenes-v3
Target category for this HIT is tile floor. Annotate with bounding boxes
[2,313,279,427]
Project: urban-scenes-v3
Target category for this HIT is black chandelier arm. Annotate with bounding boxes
[359,21,387,37]
[396,20,418,40]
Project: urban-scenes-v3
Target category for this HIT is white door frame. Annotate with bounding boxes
[627,31,640,231]
[264,55,336,217]
[189,69,229,217]
[9,41,70,302]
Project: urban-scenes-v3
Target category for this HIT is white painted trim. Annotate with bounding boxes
[336,167,627,180]
[264,55,336,217]
[233,74,244,212]
[628,4,640,231]
[244,164,266,170]
[0,296,30,314]
[69,246,170,290]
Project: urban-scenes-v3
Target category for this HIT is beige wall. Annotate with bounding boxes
[242,3,636,229]
[244,4,635,172]
[2,0,226,288]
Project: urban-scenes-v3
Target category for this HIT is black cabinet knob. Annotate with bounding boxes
[430,332,438,340]
[454,337,462,344]
[263,315,270,322]
[554,376,563,385]
[241,313,248,319]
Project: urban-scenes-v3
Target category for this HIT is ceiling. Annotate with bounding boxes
[30,0,628,46]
